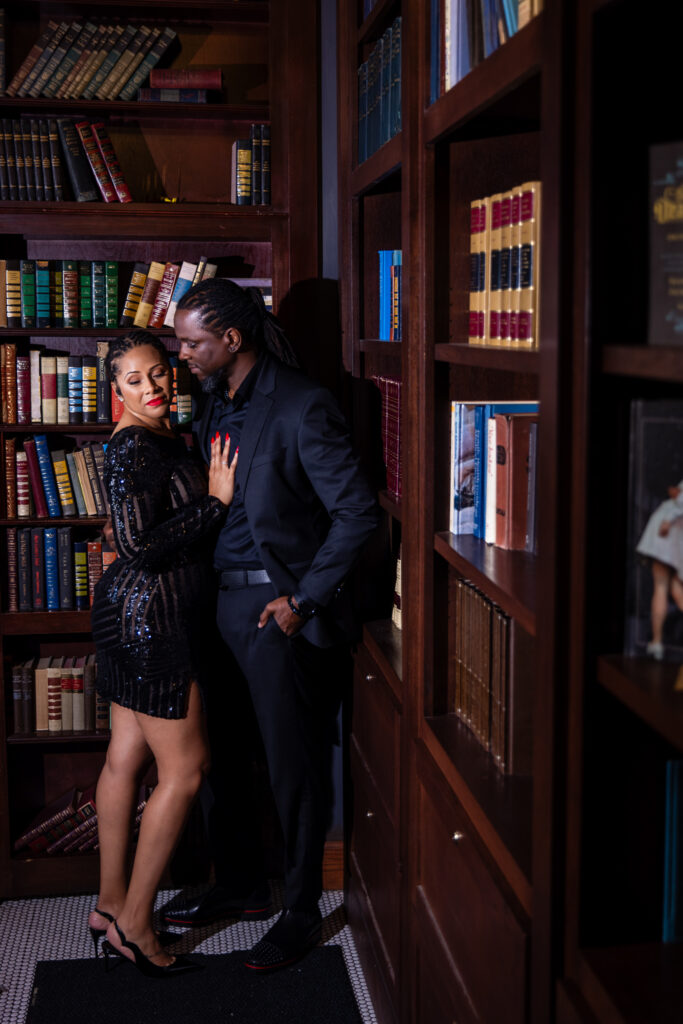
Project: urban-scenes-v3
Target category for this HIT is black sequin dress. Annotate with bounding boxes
[91,426,226,719]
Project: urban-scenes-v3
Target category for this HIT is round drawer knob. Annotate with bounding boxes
[451,831,464,843]
[366,810,375,819]
[365,673,375,682]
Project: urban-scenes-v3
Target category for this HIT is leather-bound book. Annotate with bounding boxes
[73,119,116,202]
[90,121,132,203]
[133,260,165,327]
[56,118,98,202]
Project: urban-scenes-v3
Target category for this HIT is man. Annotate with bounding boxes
[163,278,380,971]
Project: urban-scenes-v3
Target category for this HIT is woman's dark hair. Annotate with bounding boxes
[104,329,171,388]
[176,277,298,367]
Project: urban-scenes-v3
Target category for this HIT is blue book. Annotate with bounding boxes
[44,527,59,611]
[457,0,472,82]
[663,760,683,942]
[380,26,392,148]
[36,260,51,327]
[378,250,393,340]
[33,434,62,518]
[473,402,539,538]
[391,250,403,340]
[67,356,82,425]
[430,0,440,104]
[57,527,74,610]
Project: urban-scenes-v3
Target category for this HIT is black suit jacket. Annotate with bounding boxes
[193,353,380,646]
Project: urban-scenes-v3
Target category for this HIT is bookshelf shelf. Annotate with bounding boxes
[0,612,92,634]
[360,340,402,357]
[602,344,683,383]
[424,16,543,145]
[596,655,683,753]
[434,342,540,373]
[434,531,536,636]
[420,721,532,912]
[0,517,107,527]
[12,0,269,19]
[350,134,402,196]
[0,98,270,122]
[0,204,281,240]
[7,731,108,745]
[378,490,401,520]
[7,853,100,897]
[0,422,113,432]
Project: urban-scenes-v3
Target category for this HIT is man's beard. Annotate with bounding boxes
[200,366,229,395]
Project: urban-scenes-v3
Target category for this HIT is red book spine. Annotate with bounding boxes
[16,353,31,424]
[73,120,117,202]
[22,439,48,518]
[90,121,132,203]
[147,263,180,328]
[149,67,222,90]
[6,528,18,612]
[16,452,30,518]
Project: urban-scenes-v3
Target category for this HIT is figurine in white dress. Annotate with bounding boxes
[636,480,683,658]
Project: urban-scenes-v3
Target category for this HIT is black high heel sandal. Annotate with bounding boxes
[89,908,177,958]
[103,920,202,978]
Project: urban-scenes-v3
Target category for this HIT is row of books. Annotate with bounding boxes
[0,343,192,429]
[6,19,178,103]
[430,0,543,101]
[0,117,131,203]
[452,576,533,774]
[11,655,104,737]
[469,180,542,349]
[392,546,402,631]
[357,16,401,164]
[372,375,402,502]
[0,256,220,331]
[4,434,109,519]
[13,784,150,858]
[378,249,402,341]
[230,124,271,206]
[450,401,538,552]
[7,527,114,613]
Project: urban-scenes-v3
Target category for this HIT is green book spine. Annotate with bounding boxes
[78,260,92,327]
[36,260,51,327]
[50,264,64,327]
[105,261,118,327]
[20,260,36,328]
[30,21,83,98]
[91,260,106,327]
[83,23,136,100]
[118,27,177,102]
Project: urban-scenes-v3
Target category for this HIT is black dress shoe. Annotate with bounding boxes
[244,908,322,971]
[162,884,273,927]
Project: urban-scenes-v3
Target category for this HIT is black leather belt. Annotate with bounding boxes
[218,568,272,589]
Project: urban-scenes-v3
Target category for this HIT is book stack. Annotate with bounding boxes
[12,782,151,857]
[468,180,542,349]
[230,124,271,206]
[430,0,544,101]
[378,249,402,340]
[0,117,132,203]
[11,655,104,736]
[6,20,178,103]
[0,342,121,426]
[372,374,402,502]
[451,577,533,774]
[6,524,116,614]
[357,16,401,164]
[138,67,222,104]
[449,400,538,550]
[4,433,110,519]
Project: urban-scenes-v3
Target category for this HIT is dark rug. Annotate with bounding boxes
[27,947,364,1024]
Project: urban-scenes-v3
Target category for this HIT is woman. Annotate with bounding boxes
[88,329,237,977]
[636,480,683,659]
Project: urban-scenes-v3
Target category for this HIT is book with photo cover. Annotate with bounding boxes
[625,399,683,662]
[649,141,683,346]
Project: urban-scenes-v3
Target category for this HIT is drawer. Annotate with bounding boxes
[418,767,528,1024]
[350,744,400,980]
[352,643,401,825]
[414,887,479,1024]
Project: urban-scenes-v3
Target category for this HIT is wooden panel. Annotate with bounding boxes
[352,646,401,825]
[414,887,480,1024]
[417,758,528,1024]
[349,746,400,983]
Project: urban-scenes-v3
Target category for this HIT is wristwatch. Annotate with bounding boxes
[288,594,317,620]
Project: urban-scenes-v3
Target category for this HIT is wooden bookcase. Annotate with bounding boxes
[0,0,320,899]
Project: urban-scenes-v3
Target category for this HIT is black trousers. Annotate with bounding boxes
[203,582,344,913]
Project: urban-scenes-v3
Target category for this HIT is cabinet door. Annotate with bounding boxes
[418,763,529,1023]
[352,643,401,825]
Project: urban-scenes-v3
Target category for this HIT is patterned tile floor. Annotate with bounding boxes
[0,885,377,1024]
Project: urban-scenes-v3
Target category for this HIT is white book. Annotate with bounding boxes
[484,415,497,544]
[30,348,42,422]
[162,261,197,328]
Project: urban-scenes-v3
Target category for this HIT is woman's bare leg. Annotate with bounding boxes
[650,559,672,645]
[91,702,150,930]
[107,683,209,966]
